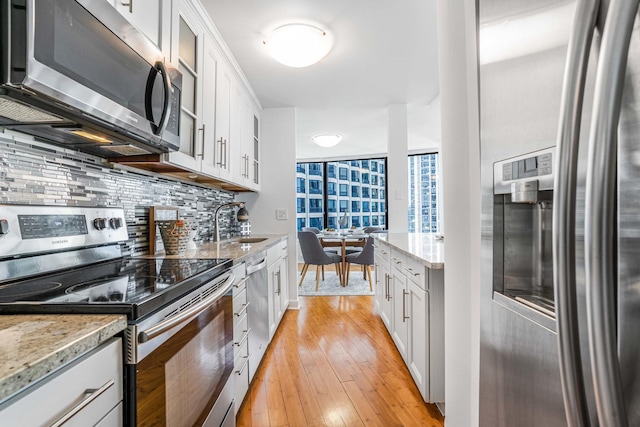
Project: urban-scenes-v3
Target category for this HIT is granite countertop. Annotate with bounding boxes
[147,234,288,263]
[0,314,127,404]
[373,232,445,269]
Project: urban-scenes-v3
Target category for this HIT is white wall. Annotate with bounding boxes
[238,107,300,309]
[437,0,481,426]
[387,104,409,232]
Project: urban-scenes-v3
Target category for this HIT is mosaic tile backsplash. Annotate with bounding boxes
[0,131,245,255]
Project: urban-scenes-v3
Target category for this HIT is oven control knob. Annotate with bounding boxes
[93,218,108,230]
[0,219,8,235]
[109,217,123,229]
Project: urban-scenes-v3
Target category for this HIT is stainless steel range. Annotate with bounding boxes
[0,205,236,427]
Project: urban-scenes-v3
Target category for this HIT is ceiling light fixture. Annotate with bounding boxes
[312,134,342,147]
[264,24,333,68]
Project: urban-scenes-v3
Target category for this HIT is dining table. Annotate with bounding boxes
[317,231,368,286]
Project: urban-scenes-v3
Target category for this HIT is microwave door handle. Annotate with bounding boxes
[553,0,600,425]
[145,61,172,136]
[585,0,637,425]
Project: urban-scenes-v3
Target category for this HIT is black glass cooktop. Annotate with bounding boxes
[0,257,232,320]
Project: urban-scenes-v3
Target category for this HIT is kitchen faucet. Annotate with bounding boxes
[213,202,249,242]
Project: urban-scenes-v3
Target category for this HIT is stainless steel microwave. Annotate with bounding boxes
[0,0,181,157]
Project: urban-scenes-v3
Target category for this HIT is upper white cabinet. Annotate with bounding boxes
[111,0,262,192]
[108,0,170,55]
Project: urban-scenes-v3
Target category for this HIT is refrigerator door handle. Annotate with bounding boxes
[585,0,638,425]
[553,0,600,425]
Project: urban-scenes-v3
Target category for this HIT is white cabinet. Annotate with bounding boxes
[231,263,250,414]
[267,239,289,339]
[372,237,445,404]
[0,338,123,426]
[390,251,409,363]
[109,0,170,54]
[407,278,429,399]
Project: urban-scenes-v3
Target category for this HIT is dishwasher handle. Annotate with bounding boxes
[246,257,267,274]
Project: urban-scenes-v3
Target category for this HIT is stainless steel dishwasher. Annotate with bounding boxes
[246,253,268,382]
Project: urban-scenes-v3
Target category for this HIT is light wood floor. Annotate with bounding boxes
[236,295,445,426]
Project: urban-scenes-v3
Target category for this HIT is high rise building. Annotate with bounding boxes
[296,159,387,231]
[408,153,441,233]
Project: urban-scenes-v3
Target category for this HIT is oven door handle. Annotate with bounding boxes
[138,273,235,343]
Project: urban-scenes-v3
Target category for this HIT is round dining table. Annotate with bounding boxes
[316,231,368,285]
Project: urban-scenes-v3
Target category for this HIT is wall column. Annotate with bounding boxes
[387,104,409,232]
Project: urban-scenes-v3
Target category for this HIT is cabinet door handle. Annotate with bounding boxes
[233,277,249,289]
[50,379,115,427]
[235,355,250,375]
[234,328,251,347]
[197,124,206,158]
[234,301,251,317]
[121,1,133,13]
[402,289,409,322]
[217,137,224,166]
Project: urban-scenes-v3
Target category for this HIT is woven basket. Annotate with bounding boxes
[157,220,192,255]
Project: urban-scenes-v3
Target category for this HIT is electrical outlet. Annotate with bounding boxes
[276,209,288,220]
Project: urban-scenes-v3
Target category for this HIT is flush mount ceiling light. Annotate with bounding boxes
[264,24,333,68]
[312,134,342,147]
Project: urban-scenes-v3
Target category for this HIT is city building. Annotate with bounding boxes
[296,159,387,231]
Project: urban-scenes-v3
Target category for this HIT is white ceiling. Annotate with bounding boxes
[200,0,441,160]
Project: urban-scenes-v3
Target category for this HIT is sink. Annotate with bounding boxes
[235,237,268,244]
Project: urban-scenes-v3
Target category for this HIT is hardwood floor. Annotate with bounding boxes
[236,295,445,426]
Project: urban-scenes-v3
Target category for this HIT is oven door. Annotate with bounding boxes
[131,272,235,427]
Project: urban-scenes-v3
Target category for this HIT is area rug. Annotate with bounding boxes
[297,268,374,296]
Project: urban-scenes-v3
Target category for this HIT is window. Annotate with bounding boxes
[309,217,323,229]
[309,199,322,213]
[296,158,388,231]
[327,182,336,195]
[309,163,322,176]
[309,180,322,194]
[408,153,441,233]
[296,177,305,193]
[327,164,336,178]
[297,218,306,229]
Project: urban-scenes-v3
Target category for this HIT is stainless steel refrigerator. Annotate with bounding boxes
[479,0,640,425]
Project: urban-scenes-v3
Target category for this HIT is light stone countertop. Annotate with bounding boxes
[147,234,288,263]
[0,314,127,403]
[373,232,445,269]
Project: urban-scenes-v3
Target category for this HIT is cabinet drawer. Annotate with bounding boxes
[405,256,427,290]
[390,248,406,270]
[233,313,249,359]
[234,346,250,414]
[233,287,249,328]
[0,338,123,427]
[232,263,247,296]
[374,241,391,263]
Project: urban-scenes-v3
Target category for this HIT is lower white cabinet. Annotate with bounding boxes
[407,279,429,398]
[0,338,123,426]
[391,264,409,362]
[267,239,289,340]
[231,263,250,414]
[373,240,445,404]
